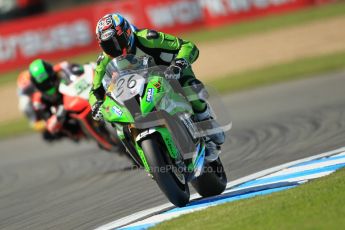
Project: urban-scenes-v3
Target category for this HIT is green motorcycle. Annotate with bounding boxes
[101,54,227,207]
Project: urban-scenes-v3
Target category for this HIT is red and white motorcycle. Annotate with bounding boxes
[55,63,121,151]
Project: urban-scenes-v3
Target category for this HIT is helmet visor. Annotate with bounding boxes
[99,24,131,57]
[100,37,123,57]
[32,73,57,95]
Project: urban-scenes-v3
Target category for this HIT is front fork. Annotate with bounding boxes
[115,123,205,180]
[114,123,143,168]
[137,127,180,173]
[116,124,179,173]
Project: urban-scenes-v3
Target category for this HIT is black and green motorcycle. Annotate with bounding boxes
[101,54,227,207]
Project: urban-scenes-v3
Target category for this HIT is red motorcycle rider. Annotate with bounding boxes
[17,69,62,141]
[29,59,86,141]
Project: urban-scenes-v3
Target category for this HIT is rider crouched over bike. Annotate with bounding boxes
[89,13,225,161]
[29,59,85,141]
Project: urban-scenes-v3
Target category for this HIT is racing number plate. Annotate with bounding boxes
[114,73,145,103]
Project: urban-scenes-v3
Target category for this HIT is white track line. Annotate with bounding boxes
[260,155,345,179]
[122,206,209,229]
[95,204,174,230]
[225,147,345,189]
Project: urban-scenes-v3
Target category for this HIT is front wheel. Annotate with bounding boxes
[191,157,227,197]
[141,135,190,207]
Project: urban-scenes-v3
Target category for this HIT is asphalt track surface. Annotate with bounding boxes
[1,71,345,229]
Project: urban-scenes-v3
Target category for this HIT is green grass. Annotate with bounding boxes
[154,168,345,230]
[0,71,21,86]
[209,51,345,93]
[0,117,32,139]
[183,1,345,42]
[1,2,345,86]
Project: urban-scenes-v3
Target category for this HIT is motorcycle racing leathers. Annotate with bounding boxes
[89,29,225,160]
[34,62,86,140]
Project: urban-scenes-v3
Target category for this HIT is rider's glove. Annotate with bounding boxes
[91,100,103,121]
[164,58,190,80]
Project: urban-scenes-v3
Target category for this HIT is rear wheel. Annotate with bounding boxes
[191,157,227,197]
[141,135,190,207]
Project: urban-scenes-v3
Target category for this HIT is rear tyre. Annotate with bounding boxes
[191,157,227,197]
[141,135,190,207]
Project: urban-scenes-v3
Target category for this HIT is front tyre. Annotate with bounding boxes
[141,135,190,207]
[191,157,227,197]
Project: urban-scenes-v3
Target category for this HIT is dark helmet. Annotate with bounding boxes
[95,13,135,57]
[29,59,58,96]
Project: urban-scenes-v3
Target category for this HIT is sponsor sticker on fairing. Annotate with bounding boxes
[146,88,154,102]
[112,106,123,116]
[153,82,161,89]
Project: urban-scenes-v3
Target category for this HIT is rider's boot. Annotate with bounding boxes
[194,105,225,162]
